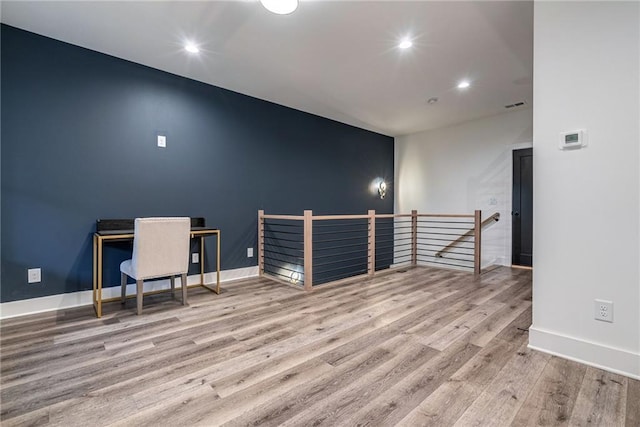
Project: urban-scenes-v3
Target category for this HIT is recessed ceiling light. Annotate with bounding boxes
[398,39,413,49]
[457,80,471,89]
[260,0,298,15]
[185,43,199,54]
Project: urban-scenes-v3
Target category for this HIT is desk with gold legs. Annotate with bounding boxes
[92,227,220,318]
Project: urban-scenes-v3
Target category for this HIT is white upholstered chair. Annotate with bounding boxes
[120,217,191,315]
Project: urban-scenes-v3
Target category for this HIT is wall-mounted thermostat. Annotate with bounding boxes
[559,129,586,149]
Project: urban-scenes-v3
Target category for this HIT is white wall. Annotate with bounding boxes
[530,1,640,379]
[395,108,533,267]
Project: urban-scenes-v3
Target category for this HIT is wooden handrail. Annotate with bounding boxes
[435,212,500,258]
[262,214,305,220]
[416,213,475,218]
[263,212,474,221]
[313,214,370,220]
[375,213,474,219]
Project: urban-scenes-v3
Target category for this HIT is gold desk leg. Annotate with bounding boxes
[93,234,98,316]
[97,236,103,318]
[216,231,221,294]
[200,235,205,287]
[199,231,221,295]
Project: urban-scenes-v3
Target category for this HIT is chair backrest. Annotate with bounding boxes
[131,217,191,280]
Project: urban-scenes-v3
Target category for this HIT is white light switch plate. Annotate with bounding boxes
[247,248,254,258]
[157,135,166,148]
[28,268,41,283]
[192,253,199,264]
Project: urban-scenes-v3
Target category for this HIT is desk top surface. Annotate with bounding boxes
[95,226,219,237]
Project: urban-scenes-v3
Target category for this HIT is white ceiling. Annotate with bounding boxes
[1,1,533,136]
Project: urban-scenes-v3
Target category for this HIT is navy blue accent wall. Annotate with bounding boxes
[1,25,394,303]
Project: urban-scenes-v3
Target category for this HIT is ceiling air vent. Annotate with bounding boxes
[505,101,527,109]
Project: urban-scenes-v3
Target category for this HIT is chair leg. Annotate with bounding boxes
[136,279,144,315]
[121,272,127,304]
[170,276,176,299]
[181,273,188,306]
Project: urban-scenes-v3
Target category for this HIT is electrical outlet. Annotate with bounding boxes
[594,299,613,323]
[28,268,41,284]
[157,135,166,148]
[247,247,254,258]
[192,253,199,264]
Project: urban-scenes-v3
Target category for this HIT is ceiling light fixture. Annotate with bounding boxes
[398,39,413,49]
[185,43,199,54]
[260,0,298,15]
[457,80,471,89]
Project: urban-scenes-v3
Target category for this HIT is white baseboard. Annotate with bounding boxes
[0,266,258,320]
[529,326,640,380]
[491,256,509,267]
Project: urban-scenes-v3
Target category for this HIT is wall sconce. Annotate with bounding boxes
[378,180,387,199]
[370,178,388,200]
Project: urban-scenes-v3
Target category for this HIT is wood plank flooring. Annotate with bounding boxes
[1,266,638,426]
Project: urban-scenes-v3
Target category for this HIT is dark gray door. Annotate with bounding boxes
[512,148,533,266]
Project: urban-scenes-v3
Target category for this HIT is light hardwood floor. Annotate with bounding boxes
[1,267,638,426]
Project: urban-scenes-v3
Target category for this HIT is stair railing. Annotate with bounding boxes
[258,209,496,290]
